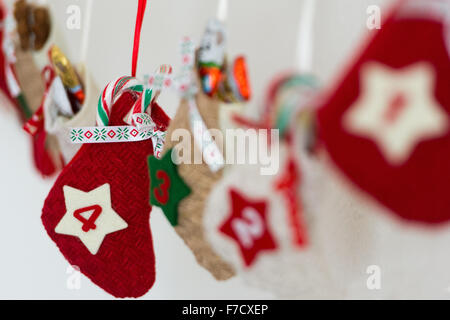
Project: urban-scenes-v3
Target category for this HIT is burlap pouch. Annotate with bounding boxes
[14,44,63,172]
[162,89,235,280]
[14,45,44,112]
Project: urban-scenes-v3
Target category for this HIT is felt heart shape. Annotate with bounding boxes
[317,1,450,224]
[42,90,169,297]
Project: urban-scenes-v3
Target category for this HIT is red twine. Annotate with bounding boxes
[131,0,147,77]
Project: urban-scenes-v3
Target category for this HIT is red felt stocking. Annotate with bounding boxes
[317,0,450,224]
[41,90,168,297]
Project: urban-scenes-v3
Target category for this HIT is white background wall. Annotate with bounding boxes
[0,0,391,299]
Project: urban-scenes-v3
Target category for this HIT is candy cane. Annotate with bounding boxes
[96,76,141,126]
[70,76,156,145]
[123,80,153,125]
[123,63,173,125]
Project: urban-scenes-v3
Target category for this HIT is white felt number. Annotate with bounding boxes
[231,208,264,249]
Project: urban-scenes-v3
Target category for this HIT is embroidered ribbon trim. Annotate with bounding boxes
[176,37,225,172]
[188,99,225,172]
[70,125,165,144]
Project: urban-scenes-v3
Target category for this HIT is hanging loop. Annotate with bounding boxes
[131,0,148,77]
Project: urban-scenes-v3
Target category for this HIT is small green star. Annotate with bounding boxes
[148,149,191,226]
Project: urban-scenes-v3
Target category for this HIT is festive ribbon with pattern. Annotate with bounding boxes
[1,8,32,118]
[123,64,173,125]
[188,99,224,172]
[184,37,225,172]
[175,37,197,98]
[144,38,196,99]
[2,12,20,98]
[65,0,164,157]
[23,66,56,135]
[73,76,155,138]
[70,75,168,159]
[168,37,225,172]
[139,37,225,171]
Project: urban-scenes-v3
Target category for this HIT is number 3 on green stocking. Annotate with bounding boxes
[148,149,191,226]
[154,170,171,204]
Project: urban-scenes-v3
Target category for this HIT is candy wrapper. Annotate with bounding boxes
[197,18,251,102]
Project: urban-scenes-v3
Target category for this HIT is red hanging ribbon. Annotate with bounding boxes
[274,132,308,248]
[131,0,148,77]
[23,65,56,136]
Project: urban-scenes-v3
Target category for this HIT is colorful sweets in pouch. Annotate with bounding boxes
[197,19,251,102]
[229,56,251,101]
[49,45,84,114]
[217,56,251,103]
[197,19,226,96]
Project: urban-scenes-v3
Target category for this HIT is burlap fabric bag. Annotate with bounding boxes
[162,88,235,280]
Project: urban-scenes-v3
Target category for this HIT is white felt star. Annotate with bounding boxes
[343,62,448,165]
[55,184,128,255]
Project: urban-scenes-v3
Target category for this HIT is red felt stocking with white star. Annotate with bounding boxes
[316,0,450,224]
[203,138,334,298]
[41,88,169,297]
[304,0,450,299]
[203,74,334,299]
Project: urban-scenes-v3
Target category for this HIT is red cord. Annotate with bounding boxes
[131,0,148,77]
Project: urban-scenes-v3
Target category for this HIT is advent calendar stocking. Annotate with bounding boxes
[310,0,450,298]
[42,77,169,297]
[202,74,336,298]
[316,0,450,224]
[158,89,235,280]
[148,21,250,280]
[0,1,61,176]
[16,45,64,176]
[20,1,97,173]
